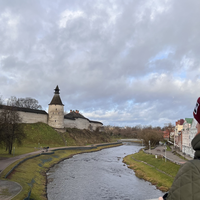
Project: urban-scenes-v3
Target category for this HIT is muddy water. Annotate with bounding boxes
[47,143,164,200]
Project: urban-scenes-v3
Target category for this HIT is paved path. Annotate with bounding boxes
[144,145,192,165]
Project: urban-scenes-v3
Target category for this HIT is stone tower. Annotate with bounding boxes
[48,85,64,129]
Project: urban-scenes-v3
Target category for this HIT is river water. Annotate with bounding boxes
[47,143,164,200]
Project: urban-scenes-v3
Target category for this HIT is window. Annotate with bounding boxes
[55,120,56,122]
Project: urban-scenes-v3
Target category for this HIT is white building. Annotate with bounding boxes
[182,118,193,155]
[187,118,197,157]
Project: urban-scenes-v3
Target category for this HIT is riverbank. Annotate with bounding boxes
[123,149,181,192]
[0,143,122,200]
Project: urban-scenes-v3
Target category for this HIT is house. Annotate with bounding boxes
[182,118,193,154]
[163,129,170,140]
[187,118,197,157]
[174,119,184,150]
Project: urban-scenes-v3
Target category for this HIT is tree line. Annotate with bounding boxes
[104,124,174,147]
[0,96,42,154]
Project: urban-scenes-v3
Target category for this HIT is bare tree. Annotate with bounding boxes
[137,126,163,147]
[0,96,3,105]
[0,106,25,154]
[7,96,42,110]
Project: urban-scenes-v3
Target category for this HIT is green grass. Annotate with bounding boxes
[166,145,171,151]
[22,123,65,146]
[123,150,181,191]
[132,150,180,177]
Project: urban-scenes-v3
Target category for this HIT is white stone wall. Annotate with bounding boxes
[18,111,48,124]
[64,118,90,130]
[48,105,64,128]
[64,118,103,131]
[64,119,77,128]
[75,118,90,129]
[90,122,103,131]
[0,109,48,124]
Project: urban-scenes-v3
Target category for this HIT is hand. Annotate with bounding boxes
[158,197,163,200]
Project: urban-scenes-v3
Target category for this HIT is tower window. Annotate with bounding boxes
[55,120,56,122]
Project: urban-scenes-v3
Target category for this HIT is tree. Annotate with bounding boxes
[0,96,3,105]
[137,126,163,147]
[7,96,42,110]
[0,105,26,154]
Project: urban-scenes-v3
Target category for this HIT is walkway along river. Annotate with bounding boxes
[47,143,164,200]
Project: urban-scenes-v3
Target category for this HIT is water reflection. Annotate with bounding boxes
[47,143,164,200]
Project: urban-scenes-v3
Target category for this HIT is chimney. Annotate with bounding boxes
[70,110,72,113]
[76,110,79,113]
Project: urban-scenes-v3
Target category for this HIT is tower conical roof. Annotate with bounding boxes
[49,85,64,105]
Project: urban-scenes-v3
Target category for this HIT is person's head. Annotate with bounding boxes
[193,97,200,133]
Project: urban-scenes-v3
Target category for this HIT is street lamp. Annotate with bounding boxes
[149,140,151,154]
[164,144,166,162]
[13,147,15,156]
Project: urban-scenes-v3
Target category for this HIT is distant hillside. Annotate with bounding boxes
[21,123,111,148]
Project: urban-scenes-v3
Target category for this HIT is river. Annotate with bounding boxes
[47,143,164,200]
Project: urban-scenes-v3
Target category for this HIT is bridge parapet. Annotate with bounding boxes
[119,139,142,142]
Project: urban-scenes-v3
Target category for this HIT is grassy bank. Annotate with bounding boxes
[1,144,121,200]
[0,123,111,158]
[123,150,180,192]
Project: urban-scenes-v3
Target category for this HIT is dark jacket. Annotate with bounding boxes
[165,133,200,200]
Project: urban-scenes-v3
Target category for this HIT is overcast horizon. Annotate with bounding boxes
[1,0,200,127]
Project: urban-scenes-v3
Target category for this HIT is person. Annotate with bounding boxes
[159,97,200,200]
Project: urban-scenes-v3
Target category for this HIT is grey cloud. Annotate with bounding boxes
[0,0,200,127]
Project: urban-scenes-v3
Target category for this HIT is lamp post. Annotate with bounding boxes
[164,144,166,162]
[13,147,15,156]
[141,139,143,147]
[149,140,151,154]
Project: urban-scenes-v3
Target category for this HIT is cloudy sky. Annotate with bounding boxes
[0,0,200,127]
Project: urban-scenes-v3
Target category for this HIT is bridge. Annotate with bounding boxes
[118,139,142,142]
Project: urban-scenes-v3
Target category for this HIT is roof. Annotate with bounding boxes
[49,85,64,105]
[64,111,103,125]
[0,105,48,115]
[64,111,88,120]
[89,120,103,125]
[185,118,193,124]
[49,94,64,105]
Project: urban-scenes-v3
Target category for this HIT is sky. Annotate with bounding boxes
[0,0,200,128]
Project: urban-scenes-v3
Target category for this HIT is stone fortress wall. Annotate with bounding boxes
[64,118,103,131]
[19,111,48,124]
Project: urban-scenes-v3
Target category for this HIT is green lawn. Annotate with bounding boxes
[123,150,181,191]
